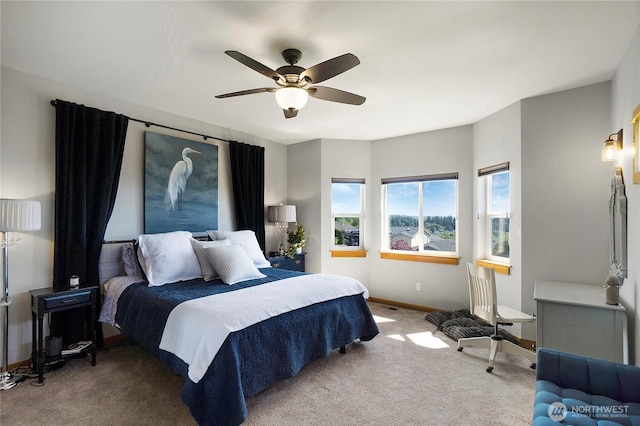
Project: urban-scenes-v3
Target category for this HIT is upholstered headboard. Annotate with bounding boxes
[98,235,210,287]
[98,242,128,286]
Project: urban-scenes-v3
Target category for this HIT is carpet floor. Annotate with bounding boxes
[0,302,536,425]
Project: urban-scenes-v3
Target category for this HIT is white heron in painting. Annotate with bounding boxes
[166,147,201,211]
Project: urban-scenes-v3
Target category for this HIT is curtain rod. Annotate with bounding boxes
[50,99,235,144]
[103,235,208,244]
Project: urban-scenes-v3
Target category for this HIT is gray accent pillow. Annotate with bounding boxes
[121,242,143,277]
[203,244,266,285]
[190,238,231,281]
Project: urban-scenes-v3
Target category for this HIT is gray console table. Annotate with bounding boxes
[534,280,627,363]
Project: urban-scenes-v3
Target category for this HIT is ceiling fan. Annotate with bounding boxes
[215,49,366,118]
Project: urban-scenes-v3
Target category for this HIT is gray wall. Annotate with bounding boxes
[286,140,322,272]
[319,139,372,284]
[287,127,475,310]
[0,67,287,364]
[472,82,613,341]
[1,25,638,366]
[369,126,474,309]
[520,82,612,316]
[612,26,640,364]
[473,101,523,328]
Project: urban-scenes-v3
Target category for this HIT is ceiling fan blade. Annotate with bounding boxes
[215,87,276,98]
[283,109,298,119]
[225,50,284,83]
[307,86,366,105]
[300,53,360,84]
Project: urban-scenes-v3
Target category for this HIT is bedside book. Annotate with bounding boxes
[61,341,92,355]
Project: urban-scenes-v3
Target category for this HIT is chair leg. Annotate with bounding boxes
[487,335,502,373]
[458,334,535,372]
[498,340,537,366]
[487,323,501,372]
[457,336,491,352]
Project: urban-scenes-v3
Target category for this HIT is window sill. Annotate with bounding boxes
[380,252,459,265]
[331,250,367,258]
[476,259,511,275]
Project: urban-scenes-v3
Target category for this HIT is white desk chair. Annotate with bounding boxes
[457,263,536,372]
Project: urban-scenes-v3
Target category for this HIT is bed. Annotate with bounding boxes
[98,230,379,425]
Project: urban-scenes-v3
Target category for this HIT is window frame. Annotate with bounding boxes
[381,173,459,261]
[479,163,510,265]
[331,178,366,253]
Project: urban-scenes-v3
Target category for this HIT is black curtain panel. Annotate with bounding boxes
[229,141,266,250]
[51,100,128,346]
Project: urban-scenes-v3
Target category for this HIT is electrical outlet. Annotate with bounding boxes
[416,282,421,291]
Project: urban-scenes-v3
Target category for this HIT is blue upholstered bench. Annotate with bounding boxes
[533,348,640,425]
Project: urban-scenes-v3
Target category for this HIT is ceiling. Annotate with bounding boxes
[2,1,639,145]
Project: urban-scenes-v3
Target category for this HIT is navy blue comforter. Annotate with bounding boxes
[115,268,379,425]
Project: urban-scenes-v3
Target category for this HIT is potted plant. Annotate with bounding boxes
[286,224,305,258]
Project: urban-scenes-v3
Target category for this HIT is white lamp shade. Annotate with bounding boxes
[0,199,41,232]
[267,205,296,223]
[275,87,309,111]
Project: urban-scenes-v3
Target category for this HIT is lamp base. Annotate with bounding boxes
[0,371,24,391]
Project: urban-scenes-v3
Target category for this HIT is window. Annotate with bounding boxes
[331,178,365,250]
[381,173,458,258]
[479,163,510,262]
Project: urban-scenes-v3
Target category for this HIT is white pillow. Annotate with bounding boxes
[203,244,266,285]
[137,231,202,287]
[206,230,271,268]
[190,238,231,281]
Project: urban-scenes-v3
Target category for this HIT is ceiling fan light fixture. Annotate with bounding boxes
[275,87,308,111]
[217,49,364,115]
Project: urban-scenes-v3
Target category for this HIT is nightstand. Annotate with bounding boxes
[268,253,305,272]
[30,286,98,383]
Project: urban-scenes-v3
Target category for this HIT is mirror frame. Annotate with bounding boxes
[632,104,640,183]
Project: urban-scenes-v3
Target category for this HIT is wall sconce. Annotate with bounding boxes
[267,204,297,255]
[602,129,623,162]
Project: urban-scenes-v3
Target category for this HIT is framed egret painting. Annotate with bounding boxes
[144,131,218,234]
